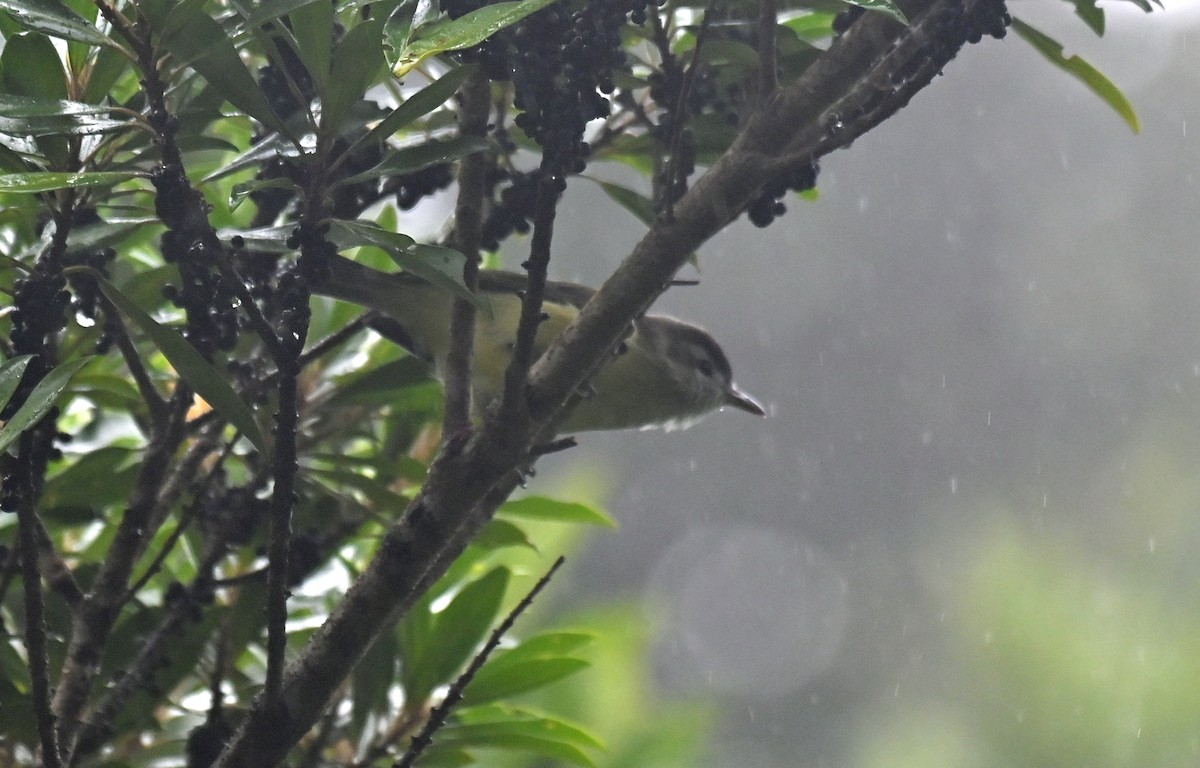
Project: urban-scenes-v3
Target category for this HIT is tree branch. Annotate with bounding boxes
[443,70,492,435]
[212,2,1008,763]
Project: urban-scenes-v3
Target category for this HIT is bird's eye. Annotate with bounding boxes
[696,358,715,378]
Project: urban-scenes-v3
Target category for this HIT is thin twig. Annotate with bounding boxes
[394,556,566,768]
[123,440,235,603]
[498,163,559,429]
[443,70,492,435]
[101,296,168,421]
[214,247,286,361]
[35,516,83,608]
[16,432,63,768]
[186,312,373,437]
[662,1,718,221]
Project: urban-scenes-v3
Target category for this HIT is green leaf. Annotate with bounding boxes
[465,656,590,705]
[491,631,595,660]
[782,12,838,41]
[499,496,616,528]
[0,110,128,137]
[156,3,289,135]
[346,65,474,157]
[4,32,66,99]
[216,224,294,253]
[1068,0,1105,36]
[200,134,300,184]
[402,566,510,702]
[473,519,538,551]
[322,18,385,136]
[352,619,398,735]
[0,357,92,455]
[841,0,907,24]
[383,0,418,55]
[0,355,34,412]
[0,0,115,47]
[336,136,491,187]
[590,179,655,228]
[412,746,474,767]
[41,446,137,513]
[1012,17,1139,134]
[0,171,141,193]
[435,718,598,767]
[326,219,485,310]
[458,706,603,748]
[287,0,333,94]
[63,217,157,255]
[83,37,132,103]
[94,276,267,451]
[391,0,562,77]
[306,465,412,512]
[462,633,595,708]
[235,0,328,28]
[229,177,296,211]
[323,357,433,408]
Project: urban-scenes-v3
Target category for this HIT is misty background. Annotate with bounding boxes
[487,3,1200,765]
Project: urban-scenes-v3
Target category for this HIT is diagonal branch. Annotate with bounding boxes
[212,2,1008,764]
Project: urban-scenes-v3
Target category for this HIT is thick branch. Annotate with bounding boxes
[526,0,985,419]
[213,2,1004,763]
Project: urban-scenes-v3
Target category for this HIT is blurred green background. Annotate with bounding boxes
[496,3,1200,765]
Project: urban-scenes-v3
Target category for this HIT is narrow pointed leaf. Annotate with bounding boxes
[346,65,474,157]
[0,0,115,47]
[326,219,485,310]
[499,496,616,527]
[322,18,385,135]
[237,0,328,29]
[0,355,35,411]
[464,656,590,705]
[1069,0,1105,36]
[1012,17,1139,134]
[95,276,267,451]
[435,723,596,767]
[591,179,655,228]
[0,171,141,193]
[404,566,510,701]
[157,4,289,135]
[391,0,561,76]
[288,0,333,93]
[229,177,296,210]
[336,136,490,187]
[0,357,93,455]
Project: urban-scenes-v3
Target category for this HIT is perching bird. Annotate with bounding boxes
[314,253,764,432]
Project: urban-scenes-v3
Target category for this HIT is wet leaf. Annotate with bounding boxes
[1013,17,1139,134]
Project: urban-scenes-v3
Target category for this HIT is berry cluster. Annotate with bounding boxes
[441,0,517,81]
[392,163,455,210]
[329,137,385,219]
[832,4,867,36]
[745,159,819,228]
[256,25,320,120]
[7,271,69,366]
[442,1,656,250]
[63,209,118,343]
[963,0,1012,42]
[2,258,70,512]
[152,163,241,355]
[481,169,539,252]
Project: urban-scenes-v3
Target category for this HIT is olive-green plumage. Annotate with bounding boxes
[314,254,764,432]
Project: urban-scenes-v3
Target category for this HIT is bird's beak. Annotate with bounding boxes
[724,384,766,416]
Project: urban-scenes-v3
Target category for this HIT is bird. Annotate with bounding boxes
[313,253,765,432]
